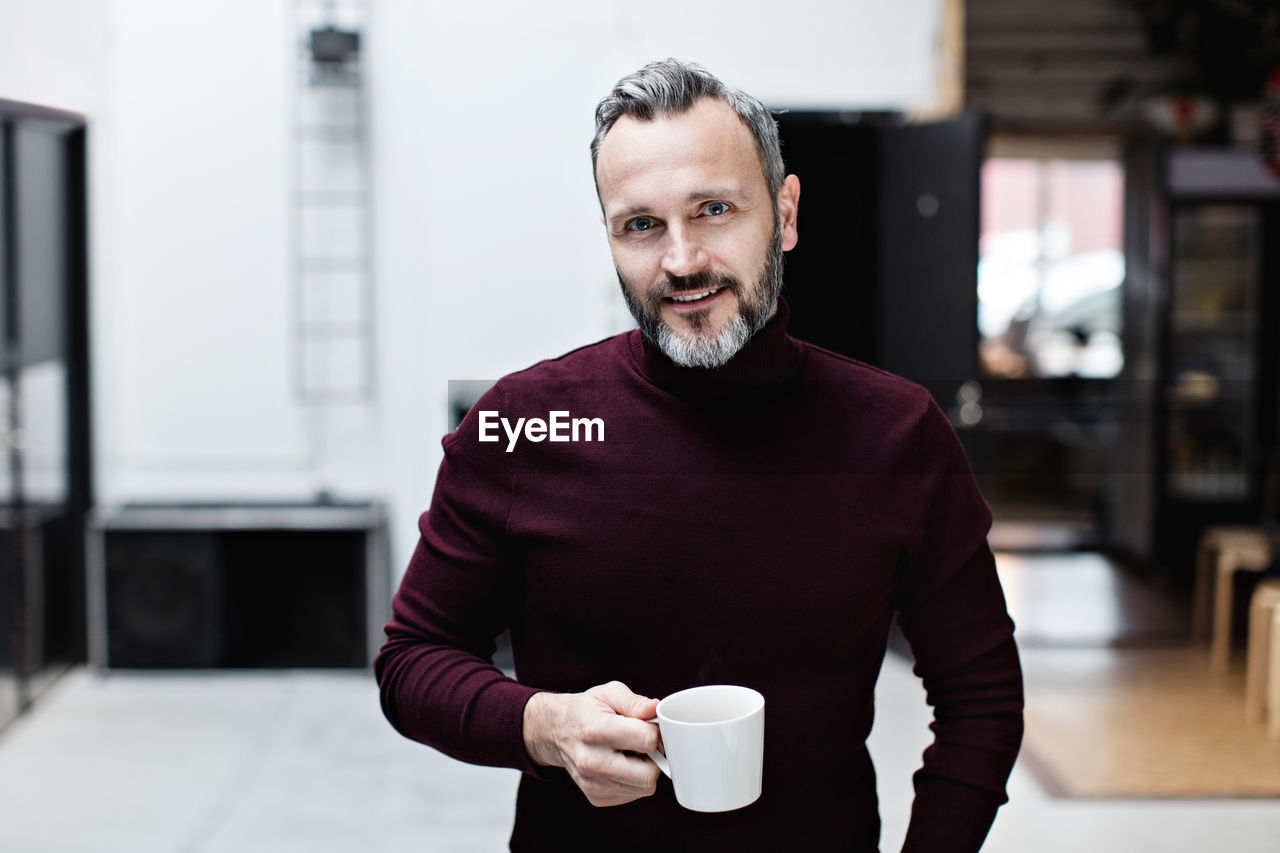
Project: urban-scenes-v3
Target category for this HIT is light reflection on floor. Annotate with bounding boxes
[996,551,1188,646]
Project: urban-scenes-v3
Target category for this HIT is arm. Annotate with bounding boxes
[892,399,1025,852]
[373,385,540,771]
[374,385,661,802]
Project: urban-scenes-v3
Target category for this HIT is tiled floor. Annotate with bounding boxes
[0,668,519,853]
[1,653,1279,852]
[0,667,65,735]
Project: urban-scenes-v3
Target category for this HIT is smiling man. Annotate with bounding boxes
[377,60,1023,852]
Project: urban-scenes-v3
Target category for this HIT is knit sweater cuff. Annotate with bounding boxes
[483,680,549,778]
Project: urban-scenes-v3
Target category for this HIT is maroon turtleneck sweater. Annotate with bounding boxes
[376,300,1023,852]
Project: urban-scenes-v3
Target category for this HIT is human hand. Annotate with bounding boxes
[522,680,662,807]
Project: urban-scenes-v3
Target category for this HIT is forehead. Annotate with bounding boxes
[594,97,766,209]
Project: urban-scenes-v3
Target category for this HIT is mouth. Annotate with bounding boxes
[663,287,725,310]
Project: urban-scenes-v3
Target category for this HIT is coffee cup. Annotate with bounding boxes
[647,684,765,812]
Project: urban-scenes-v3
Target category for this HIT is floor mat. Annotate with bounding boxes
[1020,646,1280,798]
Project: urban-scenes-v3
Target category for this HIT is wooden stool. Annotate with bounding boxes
[1245,578,1280,723]
[1194,526,1269,641]
[1193,527,1272,673]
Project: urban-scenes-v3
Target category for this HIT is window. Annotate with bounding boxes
[978,154,1125,379]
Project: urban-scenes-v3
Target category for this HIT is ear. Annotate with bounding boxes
[776,174,800,251]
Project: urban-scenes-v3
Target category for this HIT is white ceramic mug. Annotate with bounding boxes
[647,684,765,812]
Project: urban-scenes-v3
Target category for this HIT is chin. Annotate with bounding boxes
[665,296,736,328]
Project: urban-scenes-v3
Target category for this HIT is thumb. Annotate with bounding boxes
[593,681,659,719]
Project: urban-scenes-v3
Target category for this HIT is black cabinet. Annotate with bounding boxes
[88,502,389,669]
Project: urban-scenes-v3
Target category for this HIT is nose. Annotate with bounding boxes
[660,223,709,279]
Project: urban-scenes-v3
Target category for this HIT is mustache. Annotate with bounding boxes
[654,270,740,299]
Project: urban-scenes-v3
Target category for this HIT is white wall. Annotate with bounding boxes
[0,0,110,113]
[2,0,943,578]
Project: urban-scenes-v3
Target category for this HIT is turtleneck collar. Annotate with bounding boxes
[626,296,804,398]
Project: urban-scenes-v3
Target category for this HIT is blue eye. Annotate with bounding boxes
[628,217,654,232]
[704,202,728,216]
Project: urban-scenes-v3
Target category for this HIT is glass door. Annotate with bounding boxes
[973,148,1127,544]
[1165,204,1260,503]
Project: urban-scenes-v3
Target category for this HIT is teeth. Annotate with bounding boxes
[671,288,718,303]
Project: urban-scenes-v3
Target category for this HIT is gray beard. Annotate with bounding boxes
[654,311,753,369]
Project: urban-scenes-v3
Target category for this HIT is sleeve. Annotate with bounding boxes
[891,396,1025,853]
[373,382,545,775]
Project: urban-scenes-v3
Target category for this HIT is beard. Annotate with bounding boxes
[618,220,785,369]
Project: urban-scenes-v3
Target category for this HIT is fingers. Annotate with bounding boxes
[556,681,663,807]
[565,743,661,807]
[590,680,660,722]
[584,681,660,754]
[578,700,661,756]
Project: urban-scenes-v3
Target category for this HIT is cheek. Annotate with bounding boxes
[612,245,661,284]
[713,231,768,276]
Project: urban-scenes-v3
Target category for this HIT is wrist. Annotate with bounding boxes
[522,691,564,768]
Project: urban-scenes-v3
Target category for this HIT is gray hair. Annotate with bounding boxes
[591,59,785,200]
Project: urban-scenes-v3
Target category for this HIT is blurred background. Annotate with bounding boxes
[2,0,1280,850]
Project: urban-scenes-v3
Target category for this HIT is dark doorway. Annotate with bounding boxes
[776,110,985,455]
[1,98,91,728]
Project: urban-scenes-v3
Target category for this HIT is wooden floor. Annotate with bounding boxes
[997,551,1280,798]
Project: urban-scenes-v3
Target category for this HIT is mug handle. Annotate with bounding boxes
[645,719,671,778]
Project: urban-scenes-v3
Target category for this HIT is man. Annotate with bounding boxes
[376,59,1023,851]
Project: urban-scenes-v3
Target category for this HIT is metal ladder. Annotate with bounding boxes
[292,0,374,405]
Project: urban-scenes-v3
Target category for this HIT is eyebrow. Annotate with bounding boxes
[606,186,743,230]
